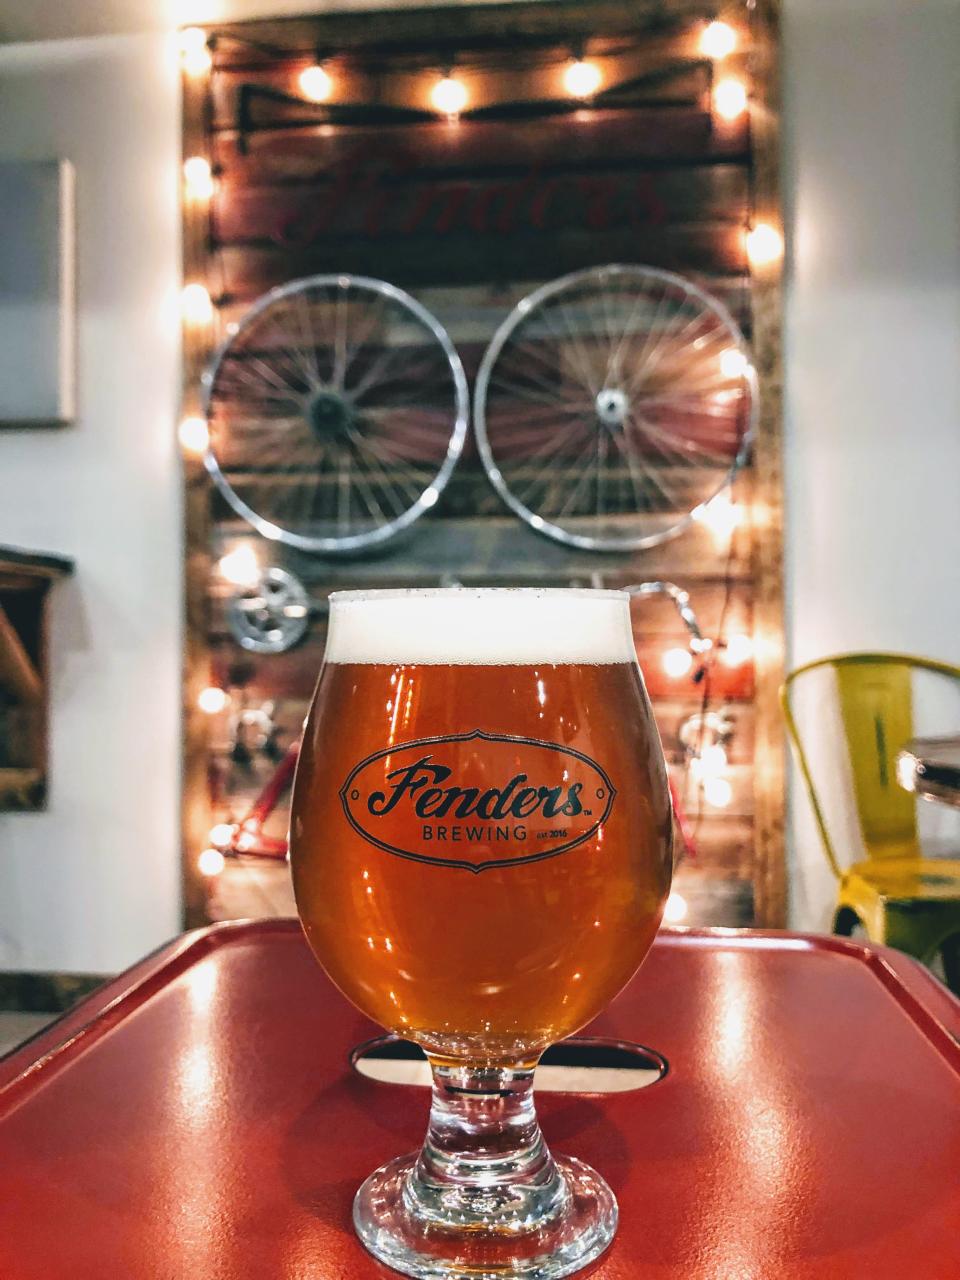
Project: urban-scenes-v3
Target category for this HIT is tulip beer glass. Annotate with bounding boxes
[290,589,672,1278]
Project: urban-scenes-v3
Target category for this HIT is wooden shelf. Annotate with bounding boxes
[0,767,43,810]
[0,544,73,589]
[0,546,73,812]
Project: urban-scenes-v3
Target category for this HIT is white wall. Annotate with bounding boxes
[0,0,506,44]
[783,0,960,927]
[0,34,182,972]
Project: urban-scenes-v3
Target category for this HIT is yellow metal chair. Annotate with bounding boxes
[781,653,960,991]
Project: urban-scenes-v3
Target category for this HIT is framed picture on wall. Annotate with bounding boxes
[0,159,76,428]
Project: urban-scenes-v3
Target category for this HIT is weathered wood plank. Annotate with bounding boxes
[748,0,786,928]
[209,511,753,581]
[202,683,757,766]
[209,48,716,131]
[183,0,783,931]
[208,626,755,702]
[208,3,722,65]
[213,165,749,247]
[213,274,755,345]
[212,108,748,177]
[208,469,746,532]
[0,546,73,582]
[208,575,754,638]
[0,603,43,705]
[213,222,748,299]
[181,68,219,928]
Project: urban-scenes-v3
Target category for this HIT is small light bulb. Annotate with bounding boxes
[692,493,743,542]
[722,633,754,667]
[664,892,688,923]
[691,744,728,780]
[703,775,733,808]
[719,346,749,379]
[198,686,228,715]
[178,415,209,456]
[746,221,784,267]
[181,282,213,326]
[431,75,468,117]
[663,647,694,679]
[563,59,602,99]
[209,823,236,849]
[179,27,212,76]
[713,77,748,121]
[896,754,917,793]
[699,21,737,60]
[198,847,226,877]
[299,63,333,102]
[217,545,260,587]
[183,155,214,200]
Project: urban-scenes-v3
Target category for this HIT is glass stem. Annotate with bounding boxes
[403,1061,568,1231]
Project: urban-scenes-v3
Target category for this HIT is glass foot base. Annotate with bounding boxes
[353,1152,618,1279]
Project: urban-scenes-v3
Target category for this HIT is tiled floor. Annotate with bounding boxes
[0,1011,55,1057]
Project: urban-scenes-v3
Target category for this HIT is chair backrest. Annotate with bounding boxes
[781,653,960,877]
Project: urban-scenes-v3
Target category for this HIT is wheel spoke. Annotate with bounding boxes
[216,360,300,409]
[607,287,656,385]
[341,290,388,389]
[350,426,435,482]
[627,300,713,395]
[337,449,351,533]
[550,432,605,519]
[550,299,602,397]
[607,425,648,511]
[595,426,609,518]
[244,354,304,399]
[490,370,594,412]
[284,292,324,388]
[491,351,585,401]
[347,447,389,525]
[497,334,582,394]
[332,283,349,390]
[346,425,424,513]
[509,420,593,505]
[618,423,687,508]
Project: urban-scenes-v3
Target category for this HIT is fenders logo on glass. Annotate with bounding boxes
[340,730,616,873]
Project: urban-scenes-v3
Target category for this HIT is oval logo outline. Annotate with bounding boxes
[339,728,617,873]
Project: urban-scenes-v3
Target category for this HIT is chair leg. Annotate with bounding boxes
[833,907,861,937]
[941,936,960,996]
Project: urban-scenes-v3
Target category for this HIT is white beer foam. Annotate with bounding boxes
[324,588,637,665]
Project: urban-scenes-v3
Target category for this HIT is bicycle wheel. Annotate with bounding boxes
[202,275,468,554]
[473,264,757,552]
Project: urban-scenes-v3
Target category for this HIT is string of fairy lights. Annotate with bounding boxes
[175,12,783,455]
[177,15,782,905]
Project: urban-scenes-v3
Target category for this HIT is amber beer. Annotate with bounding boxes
[291,588,672,1063]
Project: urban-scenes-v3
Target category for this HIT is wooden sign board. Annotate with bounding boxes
[181,0,784,929]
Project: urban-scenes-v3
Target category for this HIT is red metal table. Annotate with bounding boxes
[1,921,959,1280]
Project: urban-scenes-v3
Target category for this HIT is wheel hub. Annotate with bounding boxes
[306,390,352,441]
[595,387,629,429]
[227,567,311,655]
